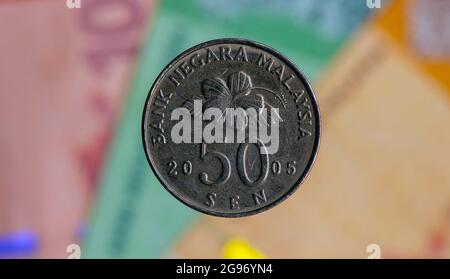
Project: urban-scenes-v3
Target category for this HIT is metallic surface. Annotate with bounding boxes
[142,39,320,217]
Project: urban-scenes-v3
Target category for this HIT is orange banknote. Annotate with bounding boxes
[172,0,450,258]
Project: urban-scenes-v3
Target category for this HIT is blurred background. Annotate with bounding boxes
[0,0,449,259]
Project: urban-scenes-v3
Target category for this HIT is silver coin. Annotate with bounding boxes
[142,38,320,217]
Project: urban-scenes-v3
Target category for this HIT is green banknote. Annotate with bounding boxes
[84,0,374,258]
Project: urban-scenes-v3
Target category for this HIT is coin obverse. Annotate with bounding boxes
[142,39,320,217]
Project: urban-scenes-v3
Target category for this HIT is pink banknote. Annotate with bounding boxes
[0,0,155,258]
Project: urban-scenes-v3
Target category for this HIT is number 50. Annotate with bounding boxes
[199,141,269,187]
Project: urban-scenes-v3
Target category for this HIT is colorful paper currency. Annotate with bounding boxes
[84,0,374,258]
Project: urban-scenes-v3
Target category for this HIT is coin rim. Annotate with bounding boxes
[142,38,321,218]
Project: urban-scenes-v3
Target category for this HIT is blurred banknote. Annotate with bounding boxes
[173,0,450,258]
[84,0,374,258]
[0,0,154,258]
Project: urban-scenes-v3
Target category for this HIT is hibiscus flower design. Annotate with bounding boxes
[183,71,285,127]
